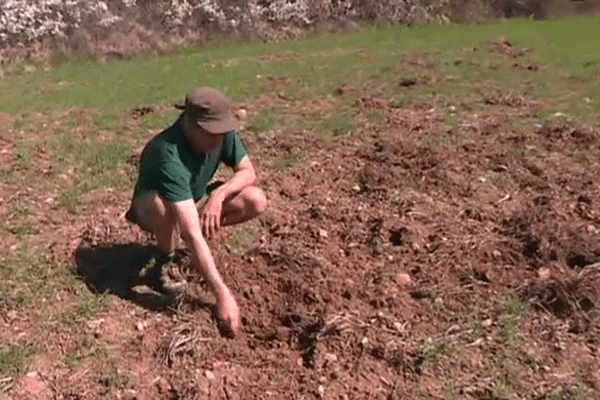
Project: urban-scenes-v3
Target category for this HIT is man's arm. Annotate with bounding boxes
[200,155,257,237]
[211,155,256,203]
[168,198,240,337]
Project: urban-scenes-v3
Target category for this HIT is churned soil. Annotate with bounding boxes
[3,88,600,399]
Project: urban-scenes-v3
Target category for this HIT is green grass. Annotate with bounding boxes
[318,111,355,137]
[227,219,261,255]
[499,295,528,344]
[0,345,30,376]
[271,151,302,172]
[249,109,278,132]
[0,17,598,119]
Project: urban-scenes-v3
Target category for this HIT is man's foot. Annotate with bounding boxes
[138,250,176,292]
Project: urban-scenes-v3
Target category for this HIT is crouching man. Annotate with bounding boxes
[125,87,267,337]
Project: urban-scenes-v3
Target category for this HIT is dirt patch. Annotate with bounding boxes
[3,83,600,399]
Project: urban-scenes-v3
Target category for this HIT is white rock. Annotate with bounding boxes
[317,385,324,397]
[395,272,411,286]
[205,370,215,380]
[538,268,550,280]
[236,108,247,119]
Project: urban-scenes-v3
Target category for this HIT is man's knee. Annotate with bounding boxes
[244,186,267,216]
[130,191,172,232]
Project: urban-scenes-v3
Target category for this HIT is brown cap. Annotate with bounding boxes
[176,87,237,134]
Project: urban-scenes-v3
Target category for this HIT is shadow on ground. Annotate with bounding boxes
[73,243,176,311]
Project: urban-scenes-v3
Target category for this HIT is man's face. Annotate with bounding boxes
[183,112,226,154]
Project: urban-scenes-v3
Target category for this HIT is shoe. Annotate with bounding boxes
[137,251,175,292]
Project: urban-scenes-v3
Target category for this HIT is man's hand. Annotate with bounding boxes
[216,290,240,338]
[200,195,224,238]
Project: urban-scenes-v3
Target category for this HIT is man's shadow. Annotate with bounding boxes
[74,242,177,311]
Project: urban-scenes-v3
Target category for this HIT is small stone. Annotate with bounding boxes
[395,272,411,286]
[317,385,325,397]
[481,319,493,327]
[352,184,361,192]
[538,268,550,280]
[236,108,247,120]
[87,318,104,330]
[153,377,171,394]
[393,321,404,331]
[205,370,215,380]
[492,250,502,258]
[324,353,337,362]
[136,322,144,331]
[360,337,368,346]
[318,229,328,238]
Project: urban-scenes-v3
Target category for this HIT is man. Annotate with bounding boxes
[125,87,267,338]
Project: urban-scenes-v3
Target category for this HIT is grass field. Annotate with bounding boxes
[1,15,600,399]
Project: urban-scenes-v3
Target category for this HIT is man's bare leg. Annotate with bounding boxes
[134,185,266,249]
[133,191,180,254]
[204,185,267,227]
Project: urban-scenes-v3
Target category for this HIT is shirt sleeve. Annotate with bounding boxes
[220,131,248,167]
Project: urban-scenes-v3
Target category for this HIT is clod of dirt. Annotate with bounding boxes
[281,313,303,328]
[298,318,325,369]
[409,289,433,300]
[566,252,598,269]
[264,326,292,342]
[398,78,417,87]
[522,235,541,258]
[131,106,154,118]
[577,193,592,204]
[520,276,598,322]
[389,226,409,246]
[333,85,355,96]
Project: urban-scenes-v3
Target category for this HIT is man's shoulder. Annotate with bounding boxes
[146,122,182,151]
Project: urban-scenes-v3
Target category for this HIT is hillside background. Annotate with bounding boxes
[1,0,600,62]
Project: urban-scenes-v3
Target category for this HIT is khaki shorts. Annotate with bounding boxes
[125,181,224,229]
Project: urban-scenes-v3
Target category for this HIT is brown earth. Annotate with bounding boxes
[2,80,600,399]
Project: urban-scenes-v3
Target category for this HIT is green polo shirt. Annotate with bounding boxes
[133,119,247,203]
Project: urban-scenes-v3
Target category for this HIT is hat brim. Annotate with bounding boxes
[196,115,237,135]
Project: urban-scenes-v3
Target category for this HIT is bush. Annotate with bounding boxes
[1,0,599,62]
